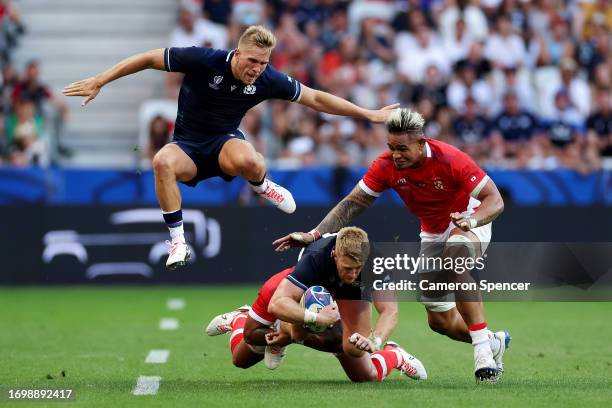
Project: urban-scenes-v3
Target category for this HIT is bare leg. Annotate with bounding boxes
[218,138,265,182]
[219,137,296,213]
[426,308,471,342]
[152,144,197,211]
[231,341,264,369]
[231,316,266,369]
[243,316,273,346]
[445,229,486,327]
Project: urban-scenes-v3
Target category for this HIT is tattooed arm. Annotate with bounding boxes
[273,184,377,252]
[315,185,377,234]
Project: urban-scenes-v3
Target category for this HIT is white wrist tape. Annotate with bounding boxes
[370,335,383,351]
[304,309,318,325]
[468,217,478,229]
[308,229,322,241]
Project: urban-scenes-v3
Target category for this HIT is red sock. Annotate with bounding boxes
[371,350,400,381]
[229,312,247,354]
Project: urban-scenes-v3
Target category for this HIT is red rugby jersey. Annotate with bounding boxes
[360,139,489,233]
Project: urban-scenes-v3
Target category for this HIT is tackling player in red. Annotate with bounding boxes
[207,227,427,382]
[274,108,510,382]
[205,267,342,370]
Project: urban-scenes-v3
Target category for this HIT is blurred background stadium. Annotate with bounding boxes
[1,1,611,405]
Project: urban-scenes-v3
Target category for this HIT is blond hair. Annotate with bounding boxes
[386,108,425,136]
[238,25,277,50]
[336,227,369,263]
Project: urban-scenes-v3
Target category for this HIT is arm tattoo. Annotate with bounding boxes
[474,194,504,227]
[315,185,377,234]
[475,210,501,228]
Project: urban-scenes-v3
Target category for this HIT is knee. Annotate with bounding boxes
[152,151,174,175]
[345,367,377,383]
[428,314,450,335]
[342,343,363,358]
[231,355,250,369]
[242,327,255,345]
[347,374,372,383]
[234,152,264,173]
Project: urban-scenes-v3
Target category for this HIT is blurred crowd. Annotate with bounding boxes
[149,0,611,173]
[0,0,67,166]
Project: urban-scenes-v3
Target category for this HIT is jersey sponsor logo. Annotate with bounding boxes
[433,177,444,190]
[209,75,223,90]
[243,84,256,94]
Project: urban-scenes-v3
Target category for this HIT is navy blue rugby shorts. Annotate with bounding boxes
[171,130,246,187]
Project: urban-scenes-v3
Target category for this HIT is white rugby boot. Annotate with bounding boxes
[264,345,287,370]
[474,344,498,382]
[255,179,296,214]
[488,330,511,383]
[205,305,251,336]
[384,341,428,380]
[165,241,192,270]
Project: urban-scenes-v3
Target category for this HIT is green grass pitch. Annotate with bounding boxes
[1,287,611,407]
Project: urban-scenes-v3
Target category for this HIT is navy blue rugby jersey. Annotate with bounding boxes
[287,236,373,301]
[164,47,302,140]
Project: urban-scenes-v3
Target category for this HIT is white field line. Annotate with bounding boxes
[145,349,169,364]
[166,298,186,310]
[132,376,161,395]
[159,318,179,330]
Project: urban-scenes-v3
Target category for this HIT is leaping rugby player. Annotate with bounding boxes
[63,25,398,270]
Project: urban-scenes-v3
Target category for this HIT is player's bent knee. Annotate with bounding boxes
[342,342,363,358]
[234,152,264,174]
[242,327,256,345]
[152,152,175,175]
[427,314,450,335]
[347,374,374,383]
[231,355,252,369]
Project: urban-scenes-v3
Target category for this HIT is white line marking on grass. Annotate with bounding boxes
[145,349,170,364]
[166,298,186,310]
[159,318,179,330]
[132,376,161,395]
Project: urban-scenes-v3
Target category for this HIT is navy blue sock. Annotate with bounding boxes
[162,209,183,228]
[248,173,266,186]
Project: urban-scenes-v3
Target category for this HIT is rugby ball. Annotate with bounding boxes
[300,286,333,332]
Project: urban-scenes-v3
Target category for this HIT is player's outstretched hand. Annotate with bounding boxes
[316,303,340,327]
[367,103,400,123]
[62,76,102,106]
[273,232,314,252]
[265,330,292,347]
[348,332,376,353]
[450,212,476,231]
